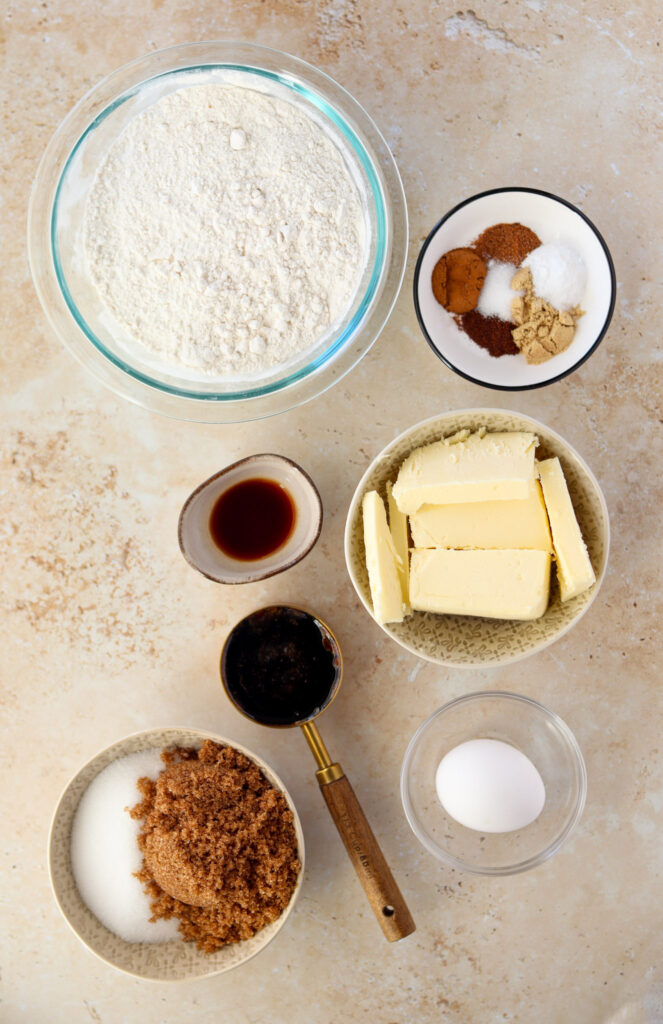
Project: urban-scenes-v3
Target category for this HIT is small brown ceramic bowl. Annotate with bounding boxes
[48,727,305,981]
[178,454,323,584]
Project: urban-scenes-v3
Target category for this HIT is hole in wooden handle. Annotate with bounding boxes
[382,905,395,917]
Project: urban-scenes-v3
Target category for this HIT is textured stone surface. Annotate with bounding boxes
[1,2,662,1022]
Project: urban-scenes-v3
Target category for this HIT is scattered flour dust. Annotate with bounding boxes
[85,83,365,376]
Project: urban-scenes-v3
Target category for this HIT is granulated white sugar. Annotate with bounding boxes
[70,750,179,944]
[477,260,520,321]
[523,244,587,310]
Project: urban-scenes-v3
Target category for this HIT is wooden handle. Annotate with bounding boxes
[317,768,416,942]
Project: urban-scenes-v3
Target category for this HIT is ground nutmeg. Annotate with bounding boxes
[472,222,541,266]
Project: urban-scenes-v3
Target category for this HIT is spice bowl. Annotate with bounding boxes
[401,691,587,874]
[414,187,615,390]
[344,408,610,668]
[48,727,305,981]
[178,454,322,584]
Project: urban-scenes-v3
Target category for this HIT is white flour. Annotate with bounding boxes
[85,83,365,376]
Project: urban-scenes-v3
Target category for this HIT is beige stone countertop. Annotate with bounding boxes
[2,2,662,1022]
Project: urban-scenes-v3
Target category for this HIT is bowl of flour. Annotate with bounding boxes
[29,42,408,421]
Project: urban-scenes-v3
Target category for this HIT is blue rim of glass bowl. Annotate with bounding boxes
[51,63,387,403]
[412,186,617,392]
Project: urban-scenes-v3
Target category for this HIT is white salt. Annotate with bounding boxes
[70,749,180,944]
[477,260,519,321]
[523,243,587,310]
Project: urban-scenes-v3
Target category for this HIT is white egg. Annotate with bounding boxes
[435,738,545,833]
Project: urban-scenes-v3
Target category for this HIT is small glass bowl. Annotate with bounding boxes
[401,691,586,875]
[28,42,408,422]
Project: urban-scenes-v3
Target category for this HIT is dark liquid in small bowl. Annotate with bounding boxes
[209,478,295,561]
[222,607,339,726]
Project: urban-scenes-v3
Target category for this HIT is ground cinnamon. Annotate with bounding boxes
[432,247,486,313]
[131,741,300,953]
[473,222,541,265]
[458,310,519,358]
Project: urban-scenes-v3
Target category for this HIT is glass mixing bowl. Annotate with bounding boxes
[29,42,408,422]
[401,691,587,875]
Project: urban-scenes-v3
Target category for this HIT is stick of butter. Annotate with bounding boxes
[362,490,405,625]
[387,482,410,611]
[409,548,551,620]
[409,481,552,552]
[392,431,538,514]
[537,457,596,602]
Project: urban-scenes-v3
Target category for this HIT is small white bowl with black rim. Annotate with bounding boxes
[413,187,616,391]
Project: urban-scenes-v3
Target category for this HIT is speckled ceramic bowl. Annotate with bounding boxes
[344,409,610,668]
[48,728,304,981]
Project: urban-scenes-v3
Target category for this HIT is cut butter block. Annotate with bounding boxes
[409,480,552,552]
[537,457,596,602]
[409,548,551,621]
[387,482,410,611]
[362,490,405,625]
[392,431,538,514]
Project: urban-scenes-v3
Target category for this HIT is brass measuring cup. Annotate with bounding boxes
[220,605,415,942]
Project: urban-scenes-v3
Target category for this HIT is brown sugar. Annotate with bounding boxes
[473,223,541,265]
[130,741,300,953]
[431,248,487,314]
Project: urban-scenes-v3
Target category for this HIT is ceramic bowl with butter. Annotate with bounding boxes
[344,409,610,668]
[179,454,322,584]
[413,187,615,391]
[401,691,587,874]
[48,727,305,981]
